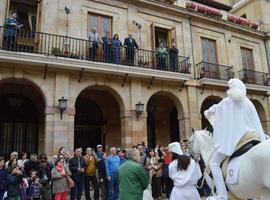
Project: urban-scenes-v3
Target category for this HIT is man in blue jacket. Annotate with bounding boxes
[106,147,120,200]
[4,12,21,50]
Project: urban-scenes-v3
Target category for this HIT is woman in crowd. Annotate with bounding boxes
[112,34,122,64]
[0,156,8,200]
[146,149,162,200]
[168,142,202,200]
[58,147,70,165]
[18,152,28,169]
[51,158,69,200]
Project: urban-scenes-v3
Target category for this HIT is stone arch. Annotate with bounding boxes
[146,91,184,147]
[0,78,47,107]
[0,78,46,156]
[72,84,125,112]
[250,99,267,131]
[146,91,184,115]
[200,95,222,130]
[74,84,124,150]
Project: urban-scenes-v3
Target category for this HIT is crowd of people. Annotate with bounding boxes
[0,141,210,200]
[3,12,181,71]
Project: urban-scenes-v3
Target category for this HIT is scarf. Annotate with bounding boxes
[56,164,65,175]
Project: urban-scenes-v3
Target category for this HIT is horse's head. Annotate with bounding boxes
[188,129,214,157]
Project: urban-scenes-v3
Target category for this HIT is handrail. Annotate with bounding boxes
[0,27,191,74]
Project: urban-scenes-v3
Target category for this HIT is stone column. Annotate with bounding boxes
[120,110,132,148]
[186,80,201,131]
[178,112,190,140]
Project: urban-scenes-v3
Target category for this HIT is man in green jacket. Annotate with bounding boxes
[118,148,149,200]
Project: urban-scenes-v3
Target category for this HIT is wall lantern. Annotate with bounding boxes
[135,101,144,119]
[58,97,67,120]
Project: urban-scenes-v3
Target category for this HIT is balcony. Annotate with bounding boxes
[0,27,190,78]
[239,69,269,86]
[195,61,234,80]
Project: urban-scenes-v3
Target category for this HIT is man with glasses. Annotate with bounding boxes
[5,152,18,168]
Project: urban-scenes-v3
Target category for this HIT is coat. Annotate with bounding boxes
[118,159,148,200]
[169,159,201,200]
[0,169,8,192]
[4,17,19,37]
[51,167,69,193]
[7,173,23,197]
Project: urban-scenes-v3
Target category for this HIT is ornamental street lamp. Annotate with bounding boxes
[58,97,67,119]
[135,101,144,119]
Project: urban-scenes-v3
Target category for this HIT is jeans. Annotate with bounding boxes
[107,172,118,200]
[70,174,84,200]
[84,175,99,200]
[0,190,5,200]
[8,196,20,200]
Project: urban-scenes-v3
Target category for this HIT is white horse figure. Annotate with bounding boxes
[188,129,270,200]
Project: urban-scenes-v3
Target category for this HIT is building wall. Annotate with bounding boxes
[0,0,270,156]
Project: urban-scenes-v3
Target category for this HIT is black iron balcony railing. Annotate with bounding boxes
[195,61,234,80]
[0,26,190,74]
[239,68,269,86]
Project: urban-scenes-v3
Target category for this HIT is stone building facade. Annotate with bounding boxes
[0,0,269,156]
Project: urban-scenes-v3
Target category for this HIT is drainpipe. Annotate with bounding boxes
[188,15,196,79]
[263,34,270,75]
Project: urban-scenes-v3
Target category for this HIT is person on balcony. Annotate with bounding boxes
[102,31,113,63]
[156,41,168,70]
[124,34,139,66]
[4,12,22,50]
[112,34,122,64]
[169,43,179,72]
[89,27,102,61]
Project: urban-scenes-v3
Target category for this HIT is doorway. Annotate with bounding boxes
[155,27,169,49]
[74,98,104,150]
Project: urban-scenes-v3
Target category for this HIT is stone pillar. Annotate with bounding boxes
[44,106,56,156]
[186,80,201,132]
[178,112,190,140]
[266,95,270,135]
[120,110,132,148]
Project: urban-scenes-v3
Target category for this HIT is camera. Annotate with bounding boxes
[133,20,142,29]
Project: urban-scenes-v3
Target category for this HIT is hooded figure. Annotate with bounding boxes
[168,142,202,200]
[204,78,266,200]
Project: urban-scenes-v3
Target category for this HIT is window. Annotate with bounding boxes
[241,47,254,70]
[88,13,112,37]
[200,38,218,79]
[201,38,217,63]
[241,47,255,83]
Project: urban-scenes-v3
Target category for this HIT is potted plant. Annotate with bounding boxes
[250,23,259,30]
[186,2,196,10]
[227,15,236,22]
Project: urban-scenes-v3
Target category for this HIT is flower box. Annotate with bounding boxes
[186,2,196,10]
[196,5,222,18]
[227,15,236,22]
[250,23,259,30]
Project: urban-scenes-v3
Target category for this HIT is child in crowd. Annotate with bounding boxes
[28,177,42,200]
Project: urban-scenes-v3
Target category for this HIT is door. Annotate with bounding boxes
[241,47,255,84]
[201,38,218,78]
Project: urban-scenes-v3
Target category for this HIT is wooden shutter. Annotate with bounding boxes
[169,27,176,48]
[201,38,218,78]
[241,47,254,70]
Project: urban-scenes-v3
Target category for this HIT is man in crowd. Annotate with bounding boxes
[96,144,107,200]
[39,154,52,200]
[124,34,139,65]
[4,12,22,50]
[89,27,102,61]
[5,152,18,168]
[24,153,40,177]
[106,147,120,200]
[102,31,113,63]
[83,147,99,200]
[118,148,148,200]
[69,148,85,200]
[137,144,147,166]
[169,43,179,72]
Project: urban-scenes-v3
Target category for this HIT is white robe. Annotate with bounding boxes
[205,97,266,155]
[169,159,202,200]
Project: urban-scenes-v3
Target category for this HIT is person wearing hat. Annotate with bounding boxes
[168,142,202,200]
[204,78,266,200]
